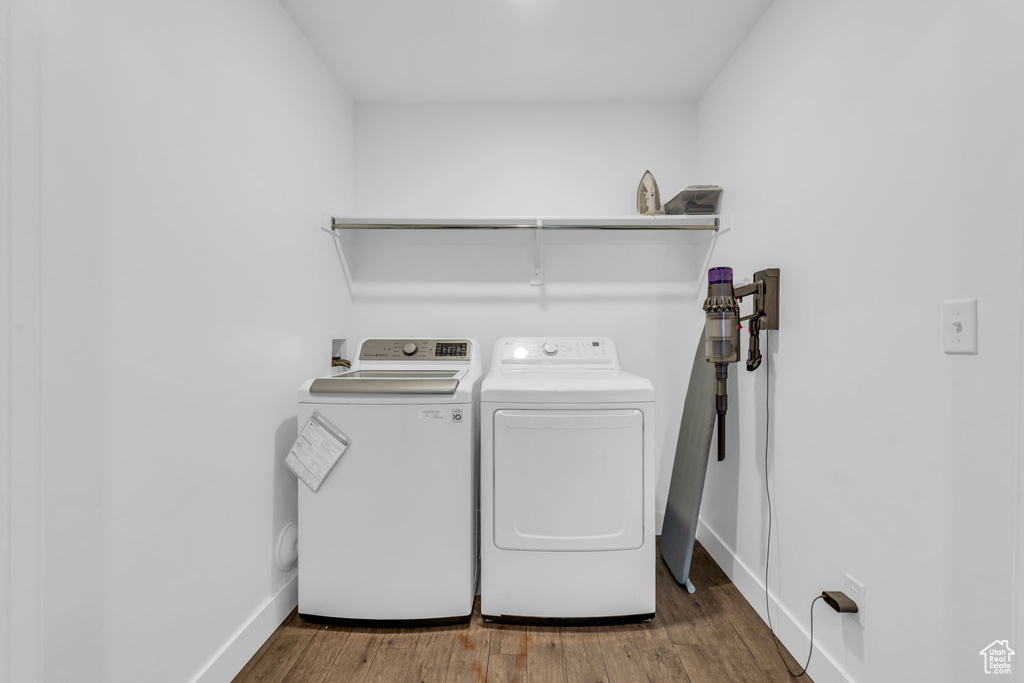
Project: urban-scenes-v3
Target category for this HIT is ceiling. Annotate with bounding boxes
[279,0,775,102]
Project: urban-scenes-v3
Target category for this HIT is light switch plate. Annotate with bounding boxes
[944,298,977,354]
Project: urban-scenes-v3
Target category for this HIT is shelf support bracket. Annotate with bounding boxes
[530,219,544,286]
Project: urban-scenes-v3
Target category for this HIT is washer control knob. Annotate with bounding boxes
[542,342,559,356]
[402,342,418,356]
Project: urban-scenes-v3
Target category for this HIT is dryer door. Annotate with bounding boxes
[492,409,644,551]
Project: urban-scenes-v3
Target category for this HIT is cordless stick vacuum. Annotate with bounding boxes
[661,266,781,594]
[702,266,780,460]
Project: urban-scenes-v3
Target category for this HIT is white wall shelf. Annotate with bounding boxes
[330,215,719,231]
[327,214,723,287]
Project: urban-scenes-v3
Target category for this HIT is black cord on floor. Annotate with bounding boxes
[762,331,820,678]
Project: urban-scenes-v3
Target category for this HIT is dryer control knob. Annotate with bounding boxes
[402,342,418,356]
[542,342,559,356]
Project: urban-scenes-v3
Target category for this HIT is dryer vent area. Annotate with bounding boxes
[234,539,812,683]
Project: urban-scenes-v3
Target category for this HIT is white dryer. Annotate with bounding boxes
[480,337,655,623]
[297,338,482,625]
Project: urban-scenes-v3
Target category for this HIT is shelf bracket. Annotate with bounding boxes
[530,219,544,286]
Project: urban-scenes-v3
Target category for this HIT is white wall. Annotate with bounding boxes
[34,2,353,681]
[1,0,14,678]
[8,0,45,680]
[355,103,698,217]
[696,2,1024,682]
[350,102,705,527]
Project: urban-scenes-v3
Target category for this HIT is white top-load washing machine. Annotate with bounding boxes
[297,338,482,625]
[480,337,655,623]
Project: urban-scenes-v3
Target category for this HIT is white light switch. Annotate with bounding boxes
[944,298,977,354]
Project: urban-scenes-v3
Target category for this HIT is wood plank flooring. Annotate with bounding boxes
[233,539,810,683]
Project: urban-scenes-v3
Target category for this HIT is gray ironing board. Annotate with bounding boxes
[660,327,717,593]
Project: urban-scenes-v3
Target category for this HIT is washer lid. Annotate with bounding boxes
[300,369,483,404]
[481,369,654,403]
[310,370,460,395]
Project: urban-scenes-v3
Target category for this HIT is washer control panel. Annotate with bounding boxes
[495,337,618,366]
[360,339,472,361]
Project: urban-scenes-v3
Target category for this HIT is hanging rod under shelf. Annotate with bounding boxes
[330,216,720,231]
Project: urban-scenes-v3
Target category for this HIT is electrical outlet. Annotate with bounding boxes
[845,573,866,628]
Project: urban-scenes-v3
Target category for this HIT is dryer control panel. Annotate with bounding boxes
[359,339,473,361]
[494,337,619,367]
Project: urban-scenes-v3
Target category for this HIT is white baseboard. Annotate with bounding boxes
[191,576,298,683]
[695,519,847,683]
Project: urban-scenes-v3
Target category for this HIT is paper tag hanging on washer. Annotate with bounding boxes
[286,410,351,492]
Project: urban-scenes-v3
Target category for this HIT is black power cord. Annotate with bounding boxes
[762,330,820,678]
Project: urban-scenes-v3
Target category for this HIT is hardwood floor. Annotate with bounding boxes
[233,540,810,683]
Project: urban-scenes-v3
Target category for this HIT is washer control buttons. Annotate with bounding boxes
[542,342,559,356]
[402,342,418,356]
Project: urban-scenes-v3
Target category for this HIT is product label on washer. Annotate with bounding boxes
[419,409,444,420]
[286,410,351,492]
